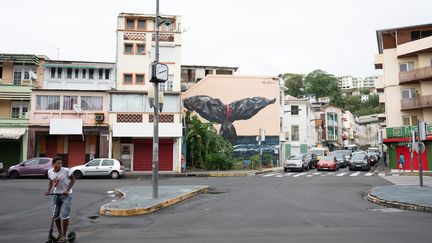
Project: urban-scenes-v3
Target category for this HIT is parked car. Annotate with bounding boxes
[284,154,310,172]
[0,161,3,173]
[316,156,339,171]
[349,152,371,171]
[336,150,352,166]
[71,158,125,179]
[7,157,53,178]
[367,147,381,166]
[330,152,346,168]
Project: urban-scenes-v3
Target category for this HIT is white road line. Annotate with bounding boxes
[336,172,347,176]
[275,174,284,178]
[364,172,373,176]
[313,172,322,175]
[328,172,335,175]
[292,172,307,177]
[350,172,361,176]
[262,173,276,177]
[284,173,294,177]
[378,173,385,176]
[306,174,313,177]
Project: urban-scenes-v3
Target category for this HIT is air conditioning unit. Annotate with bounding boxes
[95,113,104,122]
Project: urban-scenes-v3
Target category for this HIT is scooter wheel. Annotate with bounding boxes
[67,230,76,242]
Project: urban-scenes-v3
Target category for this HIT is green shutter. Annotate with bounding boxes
[300,144,308,154]
[285,144,291,159]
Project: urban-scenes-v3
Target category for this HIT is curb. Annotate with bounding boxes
[365,190,432,213]
[99,186,210,216]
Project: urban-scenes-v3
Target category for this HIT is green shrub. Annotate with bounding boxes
[203,152,234,170]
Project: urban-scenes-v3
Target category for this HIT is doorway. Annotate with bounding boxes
[120,144,133,171]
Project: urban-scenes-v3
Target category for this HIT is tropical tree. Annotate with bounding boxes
[283,73,305,97]
[304,69,339,99]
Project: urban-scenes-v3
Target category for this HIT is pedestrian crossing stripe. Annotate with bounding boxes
[259,172,378,178]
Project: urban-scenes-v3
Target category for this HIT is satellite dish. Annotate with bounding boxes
[29,71,37,81]
[73,104,82,113]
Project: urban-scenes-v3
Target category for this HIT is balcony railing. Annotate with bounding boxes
[401,95,432,110]
[399,66,432,84]
[0,113,28,119]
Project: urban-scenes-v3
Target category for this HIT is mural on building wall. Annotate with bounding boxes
[183,95,276,143]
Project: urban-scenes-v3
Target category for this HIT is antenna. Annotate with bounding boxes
[73,104,82,113]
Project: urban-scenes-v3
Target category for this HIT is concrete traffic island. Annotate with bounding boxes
[366,185,432,213]
[99,185,210,216]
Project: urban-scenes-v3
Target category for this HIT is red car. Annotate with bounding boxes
[316,156,339,171]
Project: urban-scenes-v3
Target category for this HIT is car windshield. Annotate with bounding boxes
[310,149,325,156]
[289,154,303,160]
[320,156,333,161]
[331,153,344,159]
[352,154,365,160]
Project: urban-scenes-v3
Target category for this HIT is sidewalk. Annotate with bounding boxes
[366,185,432,213]
[123,166,283,179]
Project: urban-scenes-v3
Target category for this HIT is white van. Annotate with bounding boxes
[310,148,327,157]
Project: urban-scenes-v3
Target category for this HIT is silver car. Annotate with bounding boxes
[71,158,125,179]
[284,154,310,172]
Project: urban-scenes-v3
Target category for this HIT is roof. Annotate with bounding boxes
[45,60,115,69]
[0,54,40,65]
[181,64,239,71]
[376,23,432,53]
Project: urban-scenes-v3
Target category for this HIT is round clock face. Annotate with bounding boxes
[156,64,168,81]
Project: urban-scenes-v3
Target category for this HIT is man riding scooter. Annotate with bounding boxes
[44,157,76,243]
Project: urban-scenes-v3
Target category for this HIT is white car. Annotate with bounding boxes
[0,162,3,173]
[284,154,310,172]
[71,158,125,179]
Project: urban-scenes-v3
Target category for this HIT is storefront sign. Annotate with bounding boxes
[387,125,432,138]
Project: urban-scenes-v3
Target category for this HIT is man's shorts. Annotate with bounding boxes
[52,195,72,219]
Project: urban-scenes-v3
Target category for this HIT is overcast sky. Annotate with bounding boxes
[2,0,432,77]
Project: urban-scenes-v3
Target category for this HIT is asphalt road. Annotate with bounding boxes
[1,168,432,243]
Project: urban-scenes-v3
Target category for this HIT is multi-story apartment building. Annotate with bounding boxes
[356,114,382,149]
[338,75,377,90]
[321,105,343,151]
[342,111,356,146]
[110,13,183,172]
[0,54,45,169]
[375,23,432,170]
[180,65,238,91]
[27,60,115,168]
[282,95,316,158]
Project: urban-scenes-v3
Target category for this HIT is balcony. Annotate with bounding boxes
[0,113,29,125]
[399,66,432,84]
[375,75,384,89]
[401,95,432,110]
[397,35,432,58]
[374,54,383,69]
[379,94,385,104]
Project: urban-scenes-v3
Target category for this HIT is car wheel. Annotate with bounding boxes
[73,171,83,179]
[284,168,288,172]
[9,170,19,179]
[110,171,120,179]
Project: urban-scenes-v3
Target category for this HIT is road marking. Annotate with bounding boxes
[336,172,347,176]
[275,174,284,178]
[284,173,294,177]
[306,174,313,177]
[328,172,335,175]
[292,172,307,177]
[350,172,361,176]
[106,190,114,194]
[313,172,321,175]
[365,172,373,176]
[262,173,276,177]
[378,173,385,176]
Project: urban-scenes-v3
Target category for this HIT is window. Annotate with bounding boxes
[399,62,414,72]
[136,74,144,84]
[111,94,145,112]
[50,68,56,78]
[291,105,299,115]
[89,69,94,79]
[126,19,135,29]
[63,96,78,110]
[401,88,416,99]
[402,115,418,126]
[67,68,72,79]
[104,69,110,80]
[82,69,86,78]
[98,69,103,79]
[124,43,133,54]
[74,69,79,78]
[36,96,60,110]
[81,96,103,110]
[101,159,114,166]
[0,66,2,79]
[11,107,20,118]
[123,74,133,84]
[11,101,29,118]
[39,158,51,165]
[57,68,62,78]
[291,125,299,141]
[24,71,30,80]
[87,159,101,167]
[13,71,22,85]
[137,20,145,29]
[137,44,145,54]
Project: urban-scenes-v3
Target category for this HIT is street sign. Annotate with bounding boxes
[413,142,425,154]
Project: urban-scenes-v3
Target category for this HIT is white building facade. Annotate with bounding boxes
[110,13,183,172]
[282,95,316,158]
